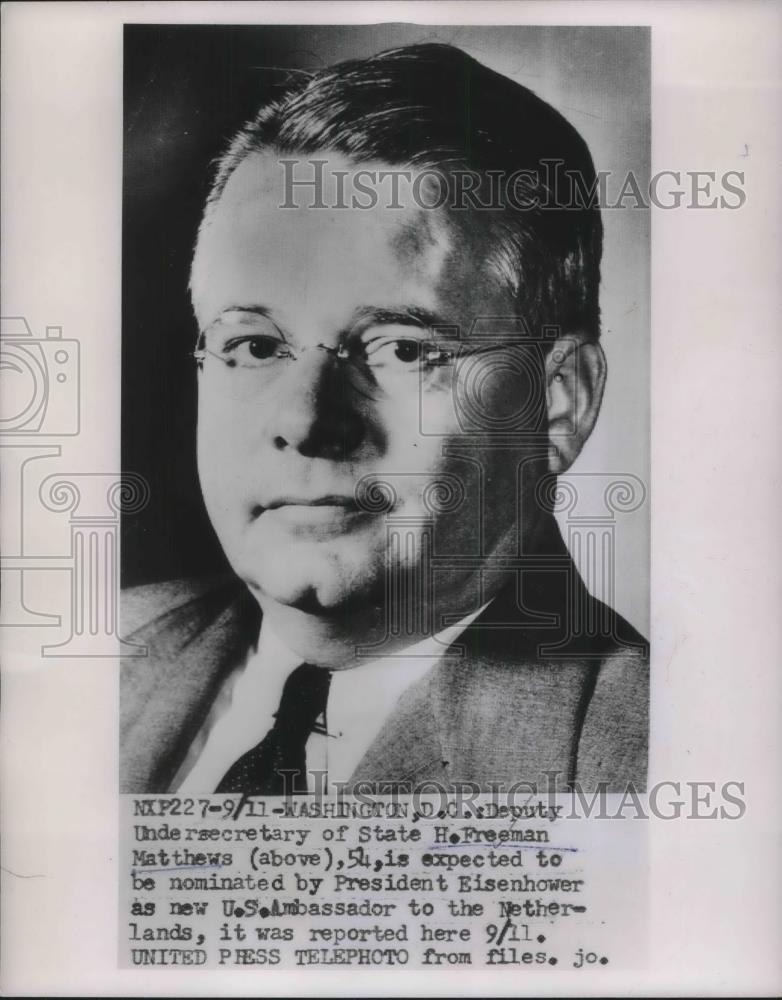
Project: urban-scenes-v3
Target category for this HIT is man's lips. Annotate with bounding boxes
[262,495,359,511]
[252,495,365,528]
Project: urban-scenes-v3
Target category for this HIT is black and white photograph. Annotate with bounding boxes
[120,24,650,797]
[2,2,780,995]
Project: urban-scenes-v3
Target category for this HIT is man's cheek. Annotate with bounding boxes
[198,407,254,475]
[382,423,448,473]
[198,447,248,540]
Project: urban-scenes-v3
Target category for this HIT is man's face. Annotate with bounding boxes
[192,153,545,616]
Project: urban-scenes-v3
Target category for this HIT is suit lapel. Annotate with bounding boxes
[349,666,449,786]
[350,521,600,789]
[120,580,258,792]
[349,646,596,789]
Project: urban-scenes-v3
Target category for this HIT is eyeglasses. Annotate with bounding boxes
[195,330,462,404]
[192,313,529,402]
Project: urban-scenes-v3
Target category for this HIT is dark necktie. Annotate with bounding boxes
[215,662,332,795]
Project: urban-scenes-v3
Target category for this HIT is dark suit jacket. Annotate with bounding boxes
[120,527,648,794]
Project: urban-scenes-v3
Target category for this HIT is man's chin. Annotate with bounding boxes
[236,553,381,616]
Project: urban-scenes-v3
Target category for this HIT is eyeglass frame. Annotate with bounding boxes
[191,336,459,371]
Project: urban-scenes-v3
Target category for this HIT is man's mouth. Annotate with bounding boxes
[263,495,359,510]
[253,495,364,529]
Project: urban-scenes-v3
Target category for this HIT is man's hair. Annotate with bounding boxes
[196,43,603,342]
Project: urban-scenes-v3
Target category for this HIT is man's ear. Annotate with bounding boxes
[545,334,607,474]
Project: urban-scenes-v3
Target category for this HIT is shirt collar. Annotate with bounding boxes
[256,603,489,736]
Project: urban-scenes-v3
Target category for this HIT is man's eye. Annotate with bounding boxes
[392,340,422,363]
[223,335,285,364]
[365,339,427,367]
[364,338,456,372]
[247,336,283,360]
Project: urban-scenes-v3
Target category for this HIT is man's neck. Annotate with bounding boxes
[254,577,487,668]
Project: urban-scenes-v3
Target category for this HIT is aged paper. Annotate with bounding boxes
[1,2,780,996]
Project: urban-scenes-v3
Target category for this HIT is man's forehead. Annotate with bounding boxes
[192,151,514,326]
[209,152,453,254]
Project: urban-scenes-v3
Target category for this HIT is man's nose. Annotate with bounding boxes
[267,349,366,460]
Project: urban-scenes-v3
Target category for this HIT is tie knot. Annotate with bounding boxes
[273,662,332,736]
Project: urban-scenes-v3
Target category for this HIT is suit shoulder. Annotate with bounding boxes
[121,575,235,638]
[592,642,649,712]
[587,597,648,659]
[576,636,649,791]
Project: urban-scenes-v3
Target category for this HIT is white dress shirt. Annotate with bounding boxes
[174,606,487,793]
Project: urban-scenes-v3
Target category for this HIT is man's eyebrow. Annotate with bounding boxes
[207,305,283,335]
[217,305,274,318]
[210,304,455,337]
[349,305,450,332]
